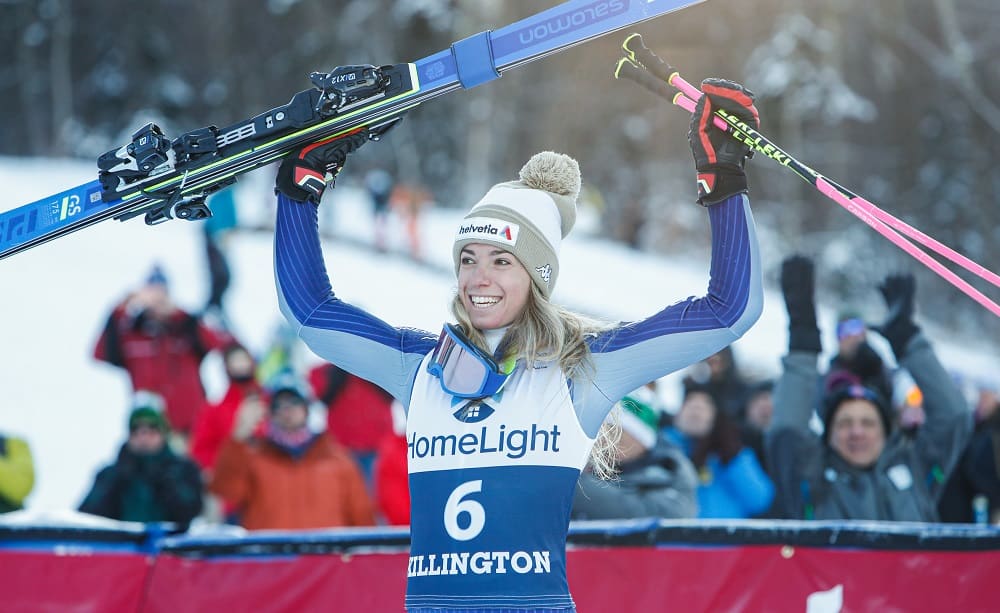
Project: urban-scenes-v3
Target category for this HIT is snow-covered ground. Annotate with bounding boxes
[2,156,998,512]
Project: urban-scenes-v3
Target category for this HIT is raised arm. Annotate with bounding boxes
[871,274,973,491]
[273,133,437,407]
[587,192,763,405]
[770,256,824,433]
[577,79,765,436]
[766,255,826,519]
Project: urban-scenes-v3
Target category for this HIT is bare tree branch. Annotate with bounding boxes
[892,3,1000,134]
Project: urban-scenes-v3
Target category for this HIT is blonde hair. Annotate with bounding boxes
[451,283,620,479]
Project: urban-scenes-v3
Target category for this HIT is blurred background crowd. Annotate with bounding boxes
[2,178,998,530]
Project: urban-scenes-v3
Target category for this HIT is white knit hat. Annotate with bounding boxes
[452,151,581,298]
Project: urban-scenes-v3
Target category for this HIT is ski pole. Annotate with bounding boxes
[615,35,1000,318]
[619,33,1000,292]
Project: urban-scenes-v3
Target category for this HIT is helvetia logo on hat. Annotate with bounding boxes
[456,217,519,246]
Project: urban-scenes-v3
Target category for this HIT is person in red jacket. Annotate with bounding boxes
[190,344,264,473]
[210,372,376,530]
[307,362,394,487]
[93,264,230,436]
[373,401,410,525]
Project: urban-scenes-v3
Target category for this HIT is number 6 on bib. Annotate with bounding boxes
[444,480,485,541]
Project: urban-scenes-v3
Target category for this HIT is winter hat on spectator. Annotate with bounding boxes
[145,263,169,288]
[266,370,312,411]
[453,151,580,298]
[619,395,660,450]
[128,390,169,432]
[821,383,892,442]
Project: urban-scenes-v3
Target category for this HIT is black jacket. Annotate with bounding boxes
[768,334,971,521]
[79,443,203,528]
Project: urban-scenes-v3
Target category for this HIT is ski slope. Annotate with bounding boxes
[2,156,997,512]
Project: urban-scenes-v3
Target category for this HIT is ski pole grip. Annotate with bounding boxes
[622,33,677,84]
[616,58,732,133]
[622,33,706,104]
[614,57,675,101]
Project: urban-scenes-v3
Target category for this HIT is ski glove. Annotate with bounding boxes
[275,127,370,204]
[780,255,822,353]
[872,273,920,358]
[688,78,760,206]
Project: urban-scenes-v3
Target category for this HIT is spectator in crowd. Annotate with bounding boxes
[939,382,1000,523]
[688,346,751,418]
[768,256,971,521]
[0,432,35,513]
[974,384,1000,425]
[827,310,893,402]
[209,373,375,530]
[256,320,300,387]
[743,380,774,433]
[572,394,698,520]
[308,362,394,488]
[364,167,394,252]
[374,401,410,526]
[201,186,239,327]
[190,344,264,474]
[79,392,203,528]
[738,379,774,473]
[388,181,431,260]
[93,264,231,437]
[664,381,774,519]
[189,343,263,525]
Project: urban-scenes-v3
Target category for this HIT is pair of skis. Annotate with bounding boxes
[0,0,705,261]
[615,34,1000,318]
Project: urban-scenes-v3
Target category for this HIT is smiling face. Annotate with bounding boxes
[457,243,532,331]
[829,399,886,468]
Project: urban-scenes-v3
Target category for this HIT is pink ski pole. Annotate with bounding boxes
[615,34,1000,316]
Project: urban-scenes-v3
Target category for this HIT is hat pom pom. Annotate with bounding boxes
[519,151,581,201]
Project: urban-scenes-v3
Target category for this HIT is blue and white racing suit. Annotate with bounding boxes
[274,192,762,612]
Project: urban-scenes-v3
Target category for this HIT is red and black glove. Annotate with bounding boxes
[687,78,760,206]
[275,127,370,203]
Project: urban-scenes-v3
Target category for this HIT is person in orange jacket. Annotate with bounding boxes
[209,373,375,530]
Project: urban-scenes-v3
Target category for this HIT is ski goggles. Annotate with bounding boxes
[427,324,515,399]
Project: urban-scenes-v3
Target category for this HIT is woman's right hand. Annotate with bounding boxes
[274,127,370,203]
